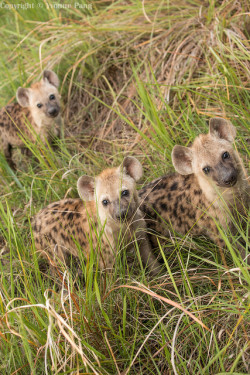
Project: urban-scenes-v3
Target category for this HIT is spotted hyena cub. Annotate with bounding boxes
[33,157,161,275]
[0,70,61,169]
[140,118,249,260]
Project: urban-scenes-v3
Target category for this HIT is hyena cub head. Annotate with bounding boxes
[77,156,143,226]
[16,70,60,125]
[172,118,241,189]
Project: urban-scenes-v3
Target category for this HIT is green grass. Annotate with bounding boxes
[0,0,249,374]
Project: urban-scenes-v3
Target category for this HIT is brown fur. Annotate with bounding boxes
[32,157,161,275]
[0,70,61,169]
[139,118,249,260]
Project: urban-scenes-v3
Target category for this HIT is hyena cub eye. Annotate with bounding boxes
[203,166,210,175]
[121,189,129,197]
[49,94,55,100]
[222,151,230,160]
[102,199,109,206]
[37,103,43,108]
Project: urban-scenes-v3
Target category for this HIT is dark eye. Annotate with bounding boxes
[121,190,129,197]
[102,199,109,206]
[37,103,43,108]
[222,152,230,160]
[49,94,55,100]
[203,166,210,175]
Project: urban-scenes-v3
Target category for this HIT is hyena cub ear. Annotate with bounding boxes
[77,176,95,201]
[43,70,60,88]
[16,87,30,107]
[122,156,143,181]
[172,145,193,175]
[209,117,236,142]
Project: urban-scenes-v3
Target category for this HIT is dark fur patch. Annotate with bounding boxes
[170,182,178,191]
[68,212,74,220]
[51,203,60,209]
[160,203,168,211]
[194,189,202,195]
[62,209,69,217]
[180,205,185,213]
[61,232,67,242]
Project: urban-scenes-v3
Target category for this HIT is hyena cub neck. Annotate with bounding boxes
[33,157,160,275]
[172,117,248,207]
[0,70,61,169]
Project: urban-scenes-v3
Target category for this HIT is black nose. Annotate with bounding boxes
[117,211,127,220]
[48,108,59,117]
[224,174,237,186]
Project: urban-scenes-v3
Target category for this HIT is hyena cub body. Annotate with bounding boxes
[0,70,61,169]
[33,157,160,275]
[140,118,249,258]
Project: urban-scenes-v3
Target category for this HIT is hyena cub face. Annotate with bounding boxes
[172,118,240,189]
[17,70,60,126]
[77,156,142,227]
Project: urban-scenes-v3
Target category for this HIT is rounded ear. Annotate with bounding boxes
[209,117,236,142]
[122,156,143,182]
[16,87,30,107]
[77,176,95,201]
[171,145,193,175]
[43,70,60,88]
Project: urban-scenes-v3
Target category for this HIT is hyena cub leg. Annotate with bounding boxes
[133,217,162,276]
[2,143,16,170]
[137,233,162,276]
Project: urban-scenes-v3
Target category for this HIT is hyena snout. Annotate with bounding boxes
[113,201,134,221]
[46,103,60,118]
[218,164,238,187]
[223,170,238,186]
